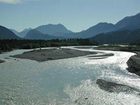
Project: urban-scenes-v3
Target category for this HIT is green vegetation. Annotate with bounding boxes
[0,39,97,53]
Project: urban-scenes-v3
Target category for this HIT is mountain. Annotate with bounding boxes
[92,29,140,44]
[25,29,58,40]
[10,29,20,36]
[2,12,140,40]
[20,28,32,38]
[89,13,140,44]
[36,24,73,36]
[115,13,140,31]
[73,23,115,38]
[69,12,140,39]
[11,28,32,38]
[0,26,20,39]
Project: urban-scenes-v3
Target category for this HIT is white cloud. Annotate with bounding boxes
[0,0,21,4]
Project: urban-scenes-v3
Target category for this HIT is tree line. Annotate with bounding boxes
[0,39,97,53]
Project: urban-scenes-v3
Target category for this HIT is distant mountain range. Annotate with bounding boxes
[0,12,140,44]
[69,23,115,38]
[91,13,140,44]
[25,29,58,40]
[24,24,72,39]
[35,24,72,36]
[11,28,32,38]
[72,12,140,38]
[11,24,72,39]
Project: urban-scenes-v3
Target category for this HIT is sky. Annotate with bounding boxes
[0,0,140,32]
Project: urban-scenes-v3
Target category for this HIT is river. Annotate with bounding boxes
[0,46,140,105]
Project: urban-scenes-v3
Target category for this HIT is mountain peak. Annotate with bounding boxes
[36,24,72,35]
[47,23,64,26]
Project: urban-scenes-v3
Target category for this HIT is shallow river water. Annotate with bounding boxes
[0,46,140,105]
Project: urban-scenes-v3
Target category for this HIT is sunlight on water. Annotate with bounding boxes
[64,80,140,105]
[0,47,140,105]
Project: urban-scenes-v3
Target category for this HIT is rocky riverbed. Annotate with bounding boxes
[12,48,96,62]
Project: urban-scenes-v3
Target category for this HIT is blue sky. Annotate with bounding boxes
[0,0,140,32]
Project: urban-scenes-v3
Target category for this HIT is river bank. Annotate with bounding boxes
[127,52,140,76]
[12,48,96,62]
[95,45,140,76]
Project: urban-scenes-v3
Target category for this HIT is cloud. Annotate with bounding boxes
[0,0,21,4]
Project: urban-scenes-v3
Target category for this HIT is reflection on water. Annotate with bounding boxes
[0,47,140,105]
